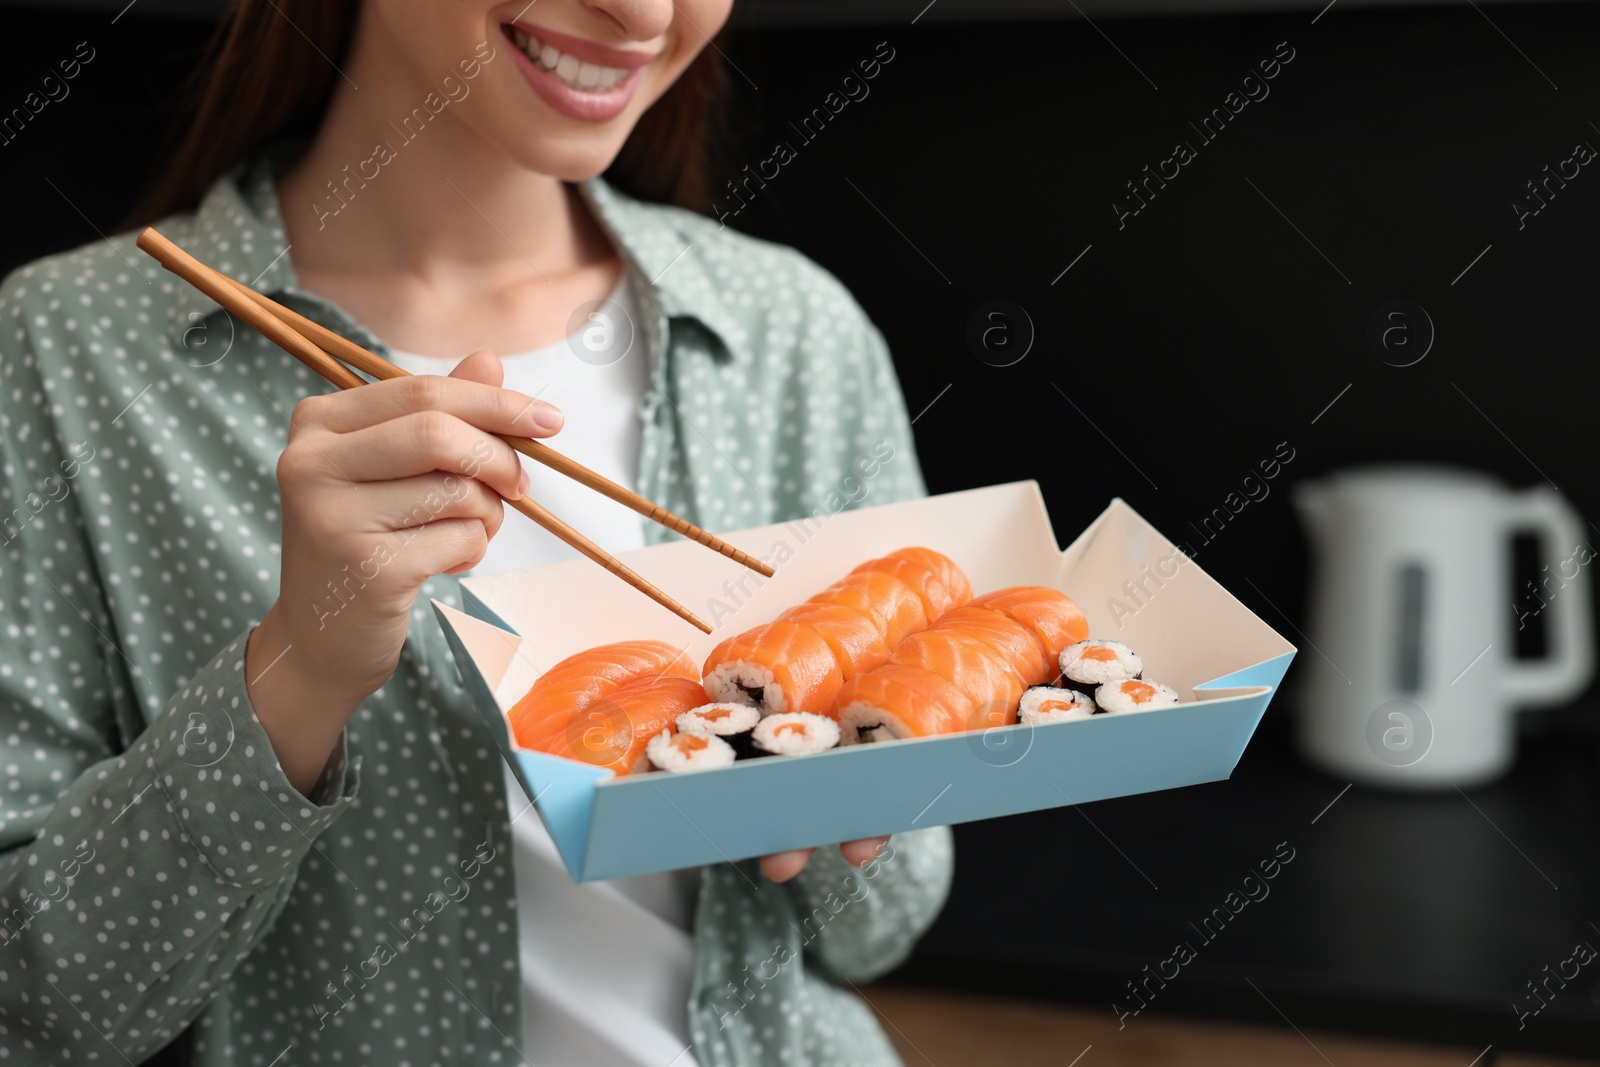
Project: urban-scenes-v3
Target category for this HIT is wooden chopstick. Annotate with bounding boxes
[136,227,714,634]
[207,271,774,580]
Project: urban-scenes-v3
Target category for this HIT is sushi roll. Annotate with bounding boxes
[1018,686,1097,725]
[540,675,708,775]
[836,665,971,744]
[702,549,968,715]
[848,547,974,621]
[804,570,930,648]
[968,587,1089,668]
[1095,678,1180,714]
[886,625,1025,732]
[1058,639,1143,695]
[776,603,891,682]
[677,702,761,758]
[751,711,841,756]
[509,639,696,750]
[646,729,737,774]
[702,621,845,715]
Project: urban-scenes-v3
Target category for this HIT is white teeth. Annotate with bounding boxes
[508,27,629,93]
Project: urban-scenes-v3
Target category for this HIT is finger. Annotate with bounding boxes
[297,366,563,437]
[759,848,816,883]
[839,836,890,868]
[322,411,529,501]
[365,472,506,541]
[389,516,492,581]
[450,349,505,389]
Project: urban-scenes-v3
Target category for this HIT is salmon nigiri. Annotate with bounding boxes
[537,675,707,776]
[509,640,696,750]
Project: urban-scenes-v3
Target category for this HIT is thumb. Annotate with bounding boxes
[449,349,505,387]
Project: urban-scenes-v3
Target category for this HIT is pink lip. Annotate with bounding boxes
[501,24,651,123]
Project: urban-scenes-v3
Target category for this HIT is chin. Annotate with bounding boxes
[503,140,628,185]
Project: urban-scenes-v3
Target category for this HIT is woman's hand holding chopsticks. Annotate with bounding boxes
[245,351,559,794]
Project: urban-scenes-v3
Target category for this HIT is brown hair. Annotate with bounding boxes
[123,0,731,228]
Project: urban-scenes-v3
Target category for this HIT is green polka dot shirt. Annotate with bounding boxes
[0,148,955,1065]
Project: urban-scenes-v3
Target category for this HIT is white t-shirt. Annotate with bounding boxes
[386,272,703,1067]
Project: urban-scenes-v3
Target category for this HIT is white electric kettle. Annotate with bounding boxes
[1292,466,1594,788]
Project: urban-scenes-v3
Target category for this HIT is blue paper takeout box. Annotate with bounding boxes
[431,482,1295,883]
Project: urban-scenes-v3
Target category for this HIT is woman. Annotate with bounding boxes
[0,0,953,1064]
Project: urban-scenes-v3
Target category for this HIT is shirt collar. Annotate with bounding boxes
[165,146,306,349]
[165,146,748,363]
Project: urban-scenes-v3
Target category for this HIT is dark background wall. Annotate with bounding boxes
[721,2,1600,729]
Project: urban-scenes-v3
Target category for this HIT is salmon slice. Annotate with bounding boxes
[777,602,892,681]
[850,547,973,621]
[808,570,929,646]
[537,675,707,776]
[887,627,1025,731]
[969,587,1089,669]
[835,663,971,742]
[931,605,1055,686]
[509,640,696,750]
[703,620,846,715]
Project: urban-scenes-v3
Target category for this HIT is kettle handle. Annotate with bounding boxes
[1502,486,1596,707]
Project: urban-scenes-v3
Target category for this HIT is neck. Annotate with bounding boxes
[276,18,587,286]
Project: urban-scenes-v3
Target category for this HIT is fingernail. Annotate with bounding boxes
[529,403,563,433]
[516,467,531,499]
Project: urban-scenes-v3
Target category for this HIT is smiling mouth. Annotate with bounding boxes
[503,25,631,92]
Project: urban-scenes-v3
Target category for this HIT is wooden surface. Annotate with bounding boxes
[859,986,1600,1067]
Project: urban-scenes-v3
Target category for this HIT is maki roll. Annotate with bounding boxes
[752,711,841,756]
[1058,639,1143,695]
[1095,678,1180,714]
[1018,686,1097,725]
[646,729,737,774]
[677,702,761,758]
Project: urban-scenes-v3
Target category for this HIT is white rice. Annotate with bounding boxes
[752,712,841,755]
[677,702,761,738]
[1018,686,1097,725]
[836,703,914,746]
[1094,678,1180,714]
[1059,640,1143,688]
[646,729,737,773]
[703,661,787,714]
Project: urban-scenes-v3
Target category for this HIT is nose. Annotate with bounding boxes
[581,0,679,42]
